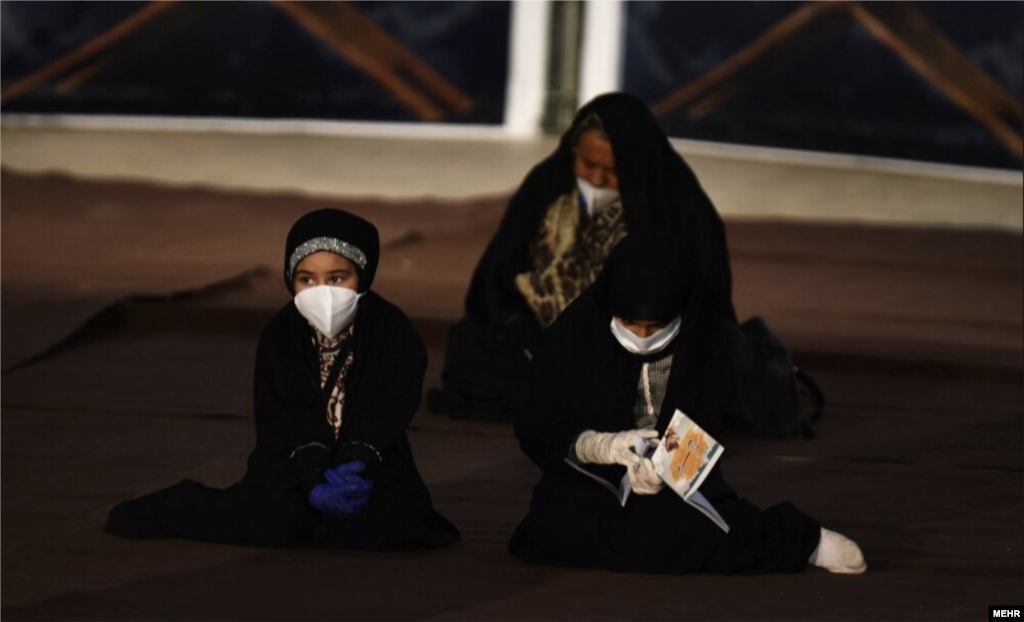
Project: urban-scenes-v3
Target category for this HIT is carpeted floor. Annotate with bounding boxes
[1,169,1021,620]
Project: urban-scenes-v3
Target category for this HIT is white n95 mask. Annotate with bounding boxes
[577,178,620,217]
[294,285,363,338]
[610,316,682,355]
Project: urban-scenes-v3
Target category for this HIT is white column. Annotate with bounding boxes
[504,0,552,137]
[578,0,625,104]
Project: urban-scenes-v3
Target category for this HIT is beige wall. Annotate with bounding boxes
[2,125,1020,231]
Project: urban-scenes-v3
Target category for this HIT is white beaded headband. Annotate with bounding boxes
[287,236,368,281]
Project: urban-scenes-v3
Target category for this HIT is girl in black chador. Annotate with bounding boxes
[105,209,459,550]
[431,92,734,421]
[509,230,864,575]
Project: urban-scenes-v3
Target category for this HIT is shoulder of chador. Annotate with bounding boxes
[356,292,422,347]
[263,299,301,337]
[358,290,399,322]
[548,296,609,348]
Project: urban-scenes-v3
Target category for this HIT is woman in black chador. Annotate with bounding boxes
[509,230,864,575]
[431,92,734,421]
[106,209,459,550]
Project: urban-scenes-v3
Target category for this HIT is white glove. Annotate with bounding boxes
[628,457,664,495]
[574,429,659,467]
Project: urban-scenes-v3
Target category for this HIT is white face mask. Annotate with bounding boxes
[293,285,363,338]
[577,177,620,217]
[610,316,682,355]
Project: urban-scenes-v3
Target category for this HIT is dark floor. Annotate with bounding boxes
[2,169,1021,620]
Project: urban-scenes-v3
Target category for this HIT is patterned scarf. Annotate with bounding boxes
[314,323,355,438]
[515,188,628,327]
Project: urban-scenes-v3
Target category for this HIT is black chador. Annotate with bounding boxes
[105,210,459,550]
[508,231,831,575]
[433,93,735,421]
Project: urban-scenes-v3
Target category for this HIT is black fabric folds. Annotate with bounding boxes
[604,230,695,322]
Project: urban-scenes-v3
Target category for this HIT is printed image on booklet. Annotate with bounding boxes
[651,409,730,532]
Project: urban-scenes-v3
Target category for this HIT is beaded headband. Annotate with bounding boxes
[287,236,368,281]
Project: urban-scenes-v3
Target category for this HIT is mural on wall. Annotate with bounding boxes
[0,1,512,124]
[625,1,1023,169]
[3,0,1020,170]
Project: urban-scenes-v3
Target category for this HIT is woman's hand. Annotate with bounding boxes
[628,457,664,495]
[574,429,659,467]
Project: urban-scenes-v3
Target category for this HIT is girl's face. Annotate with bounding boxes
[292,251,360,293]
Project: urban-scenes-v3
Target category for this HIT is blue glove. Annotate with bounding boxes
[309,483,370,518]
[324,460,373,492]
[308,460,374,518]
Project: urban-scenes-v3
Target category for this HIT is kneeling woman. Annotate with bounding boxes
[510,231,863,574]
[106,209,459,550]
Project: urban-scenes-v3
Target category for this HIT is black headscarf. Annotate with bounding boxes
[465,92,736,331]
[284,209,381,293]
[603,230,695,322]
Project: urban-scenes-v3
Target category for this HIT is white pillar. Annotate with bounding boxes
[578,0,625,104]
[504,0,552,137]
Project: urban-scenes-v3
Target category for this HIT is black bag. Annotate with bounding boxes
[722,316,824,439]
[427,314,537,421]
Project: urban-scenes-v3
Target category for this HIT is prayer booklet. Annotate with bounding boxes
[651,409,730,532]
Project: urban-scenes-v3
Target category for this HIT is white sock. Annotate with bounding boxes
[808,527,867,574]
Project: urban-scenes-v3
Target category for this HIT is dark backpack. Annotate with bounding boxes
[722,316,825,439]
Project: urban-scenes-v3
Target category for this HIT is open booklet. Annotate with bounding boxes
[650,409,730,533]
[563,410,730,533]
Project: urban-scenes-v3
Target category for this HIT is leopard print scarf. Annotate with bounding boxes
[314,324,355,439]
[515,188,628,327]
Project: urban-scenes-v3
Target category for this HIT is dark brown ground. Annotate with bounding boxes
[2,169,1021,621]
